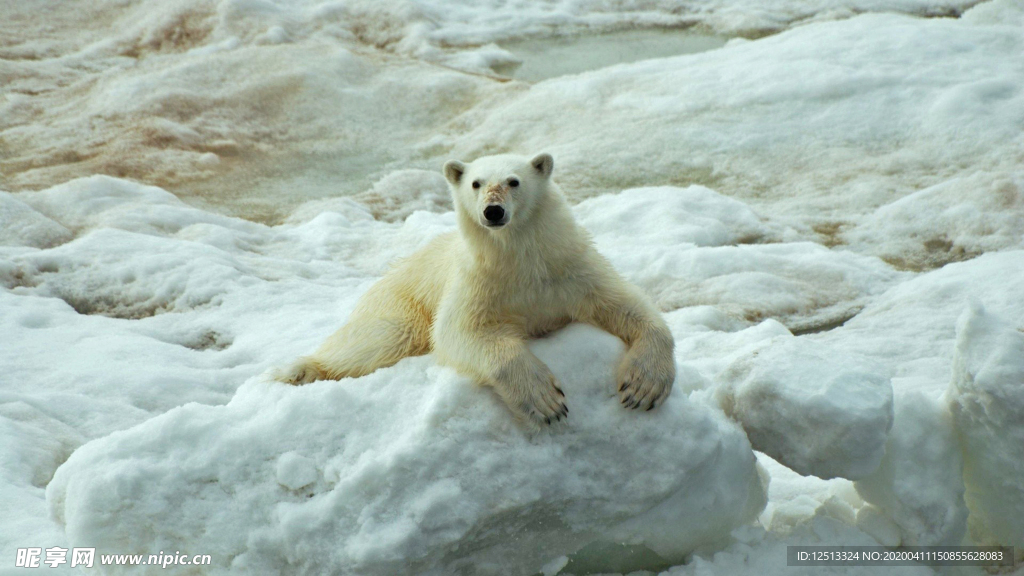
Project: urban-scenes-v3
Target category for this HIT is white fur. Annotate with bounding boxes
[275,153,675,426]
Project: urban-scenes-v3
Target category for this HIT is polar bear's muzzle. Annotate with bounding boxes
[481,184,510,228]
[482,204,507,227]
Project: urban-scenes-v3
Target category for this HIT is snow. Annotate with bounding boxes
[3,0,1024,574]
[47,325,766,575]
[6,0,1021,227]
[275,452,318,491]
[576,187,903,332]
[0,194,72,249]
[662,515,935,576]
[847,174,1024,271]
[447,10,1024,236]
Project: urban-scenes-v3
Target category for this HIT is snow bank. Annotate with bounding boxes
[0,176,360,557]
[716,336,893,480]
[5,178,1022,574]
[948,302,1024,550]
[5,170,1021,576]
[48,324,766,575]
[576,185,771,250]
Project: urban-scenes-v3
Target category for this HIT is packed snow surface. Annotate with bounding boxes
[3,0,1024,574]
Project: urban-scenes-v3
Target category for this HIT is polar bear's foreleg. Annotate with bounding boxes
[433,320,569,426]
[274,300,432,385]
[582,283,675,411]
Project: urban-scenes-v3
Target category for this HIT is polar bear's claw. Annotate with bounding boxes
[617,350,674,411]
[514,374,570,426]
[273,358,324,386]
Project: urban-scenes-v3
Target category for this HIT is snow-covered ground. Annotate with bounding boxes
[3,0,1024,574]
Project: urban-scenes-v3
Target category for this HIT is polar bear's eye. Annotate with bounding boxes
[472,180,481,189]
[509,178,519,188]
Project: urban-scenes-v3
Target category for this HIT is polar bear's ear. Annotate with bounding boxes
[530,153,553,178]
[443,160,466,185]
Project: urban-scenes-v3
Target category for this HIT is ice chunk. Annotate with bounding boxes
[854,390,967,546]
[754,452,864,536]
[48,324,766,575]
[948,302,1024,549]
[717,336,893,480]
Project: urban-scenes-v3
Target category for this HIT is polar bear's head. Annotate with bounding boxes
[442,153,554,231]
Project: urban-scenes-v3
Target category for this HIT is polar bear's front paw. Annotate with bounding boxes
[617,348,674,411]
[272,357,324,386]
[522,374,569,426]
[500,372,568,427]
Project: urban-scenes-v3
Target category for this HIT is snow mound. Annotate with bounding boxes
[716,335,893,480]
[948,302,1024,550]
[0,193,72,249]
[576,185,772,249]
[48,324,767,575]
[17,175,264,238]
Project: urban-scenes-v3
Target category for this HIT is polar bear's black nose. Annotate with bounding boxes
[483,205,506,225]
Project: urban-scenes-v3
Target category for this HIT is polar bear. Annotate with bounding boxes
[276,153,675,425]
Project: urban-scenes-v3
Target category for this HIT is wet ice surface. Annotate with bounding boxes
[3,0,1024,574]
[498,29,728,82]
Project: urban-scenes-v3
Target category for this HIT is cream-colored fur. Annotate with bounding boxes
[275,153,675,425]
